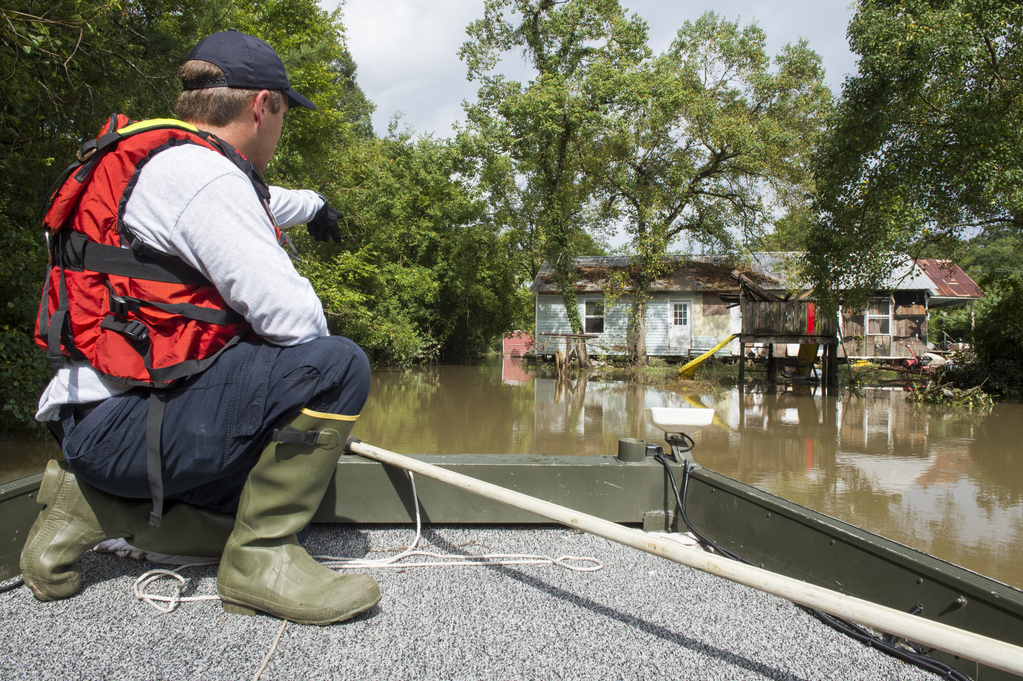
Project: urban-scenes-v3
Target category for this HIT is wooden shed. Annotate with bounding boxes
[502,331,535,357]
[837,259,983,360]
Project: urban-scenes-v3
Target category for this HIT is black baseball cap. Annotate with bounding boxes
[183,29,316,111]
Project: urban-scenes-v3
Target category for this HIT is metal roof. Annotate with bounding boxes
[877,259,937,294]
[917,259,985,301]
[530,253,977,298]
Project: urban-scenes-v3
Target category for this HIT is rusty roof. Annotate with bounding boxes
[917,259,985,300]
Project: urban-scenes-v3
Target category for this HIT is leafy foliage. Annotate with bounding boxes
[589,12,830,361]
[461,0,649,334]
[297,129,523,365]
[805,0,1023,311]
[972,273,1023,362]
[596,13,830,256]
[945,354,1023,401]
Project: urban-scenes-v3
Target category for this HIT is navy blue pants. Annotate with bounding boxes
[61,336,370,514]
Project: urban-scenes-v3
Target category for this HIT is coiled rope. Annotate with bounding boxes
[130,471,601,614]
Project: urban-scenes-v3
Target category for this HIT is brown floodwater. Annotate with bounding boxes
[4,359,1021,589]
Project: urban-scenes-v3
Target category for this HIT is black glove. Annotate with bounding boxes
[307,200,343,242]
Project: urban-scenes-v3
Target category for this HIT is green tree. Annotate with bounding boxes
[241,0,374,190]
[943,273,1023,399]
[805,0,1023,310]
[591,12,830,363]
[0,0,373,430]
[755,207,814,252]
[0,0,224,430]
[956,225,1023,284]
[460,0,649,358]
[300,127,523,365]
[467,138,606,290]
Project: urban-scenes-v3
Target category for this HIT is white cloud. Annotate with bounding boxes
[326,0,857,137]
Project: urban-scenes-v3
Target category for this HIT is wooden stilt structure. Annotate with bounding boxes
[736,295,839,393]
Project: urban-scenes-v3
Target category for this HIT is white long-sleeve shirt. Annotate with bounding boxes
[36,144,327,421]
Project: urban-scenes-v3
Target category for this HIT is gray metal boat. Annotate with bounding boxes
[1,409,1021,680]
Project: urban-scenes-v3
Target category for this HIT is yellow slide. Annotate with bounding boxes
[679,334,739,378]
[796,344,819,378]
[681,394,729,429]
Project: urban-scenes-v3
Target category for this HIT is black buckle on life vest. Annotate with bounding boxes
[120,320,150,344]
[77,139,100,163]
[76,129,122,163]
[101,314,150,344]
[109,293,141,317]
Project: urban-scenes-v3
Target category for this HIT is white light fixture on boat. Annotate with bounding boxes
[645,408,714,463]
[645,407,714,434]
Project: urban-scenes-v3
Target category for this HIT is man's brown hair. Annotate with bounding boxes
[176,60,284,127]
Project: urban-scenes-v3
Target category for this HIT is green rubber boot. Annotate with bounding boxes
[130,502,234,558]
[217,408,380,625]
[20,459,235,601]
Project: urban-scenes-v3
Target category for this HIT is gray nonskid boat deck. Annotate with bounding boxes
[2,524,943,680]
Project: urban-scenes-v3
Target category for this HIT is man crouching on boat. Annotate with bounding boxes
[20,30,381,625]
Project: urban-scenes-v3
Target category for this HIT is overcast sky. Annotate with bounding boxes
[324,0,859,138]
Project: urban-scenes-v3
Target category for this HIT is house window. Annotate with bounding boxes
[866,297,891,336]
[584,300,605,334]
[673,303,688,327]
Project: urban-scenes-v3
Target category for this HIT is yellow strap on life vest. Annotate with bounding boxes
[117,119,200,136]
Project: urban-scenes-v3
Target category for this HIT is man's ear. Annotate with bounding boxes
[251,90,271,128]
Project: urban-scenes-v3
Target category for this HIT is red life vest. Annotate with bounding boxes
[35,114,282,387]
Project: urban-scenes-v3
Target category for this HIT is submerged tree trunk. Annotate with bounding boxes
[554,252,588,369]
[632,260,652,367]
[633,298,648,366]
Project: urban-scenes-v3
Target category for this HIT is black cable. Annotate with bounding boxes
[0,578,24,594]
[653,450,973,681]
[806,608,971,681]
[656,451,743,562]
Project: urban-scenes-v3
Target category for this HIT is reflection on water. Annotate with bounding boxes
[0,431,60,485]
[357,363,1023,589]
[695,388,1023,590]
[3,360,1021,589]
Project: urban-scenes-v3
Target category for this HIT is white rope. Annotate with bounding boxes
[251,620,288,681]
[323,553,603,571]
[130,561,219,613]
[314,473,603,573]
[130,471,602,614]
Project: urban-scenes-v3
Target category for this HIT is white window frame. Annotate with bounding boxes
[672,301,689,328]
[866,296,892,337]
[583,298,605,335]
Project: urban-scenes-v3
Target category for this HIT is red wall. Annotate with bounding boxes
[502,332,534,356]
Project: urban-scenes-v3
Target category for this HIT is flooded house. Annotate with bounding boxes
[530,255,984,363]
[836,258,984,360]
[529,255,782,358]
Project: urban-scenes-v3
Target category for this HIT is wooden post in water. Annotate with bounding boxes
[738,342,745,396]
[826,344,838,389]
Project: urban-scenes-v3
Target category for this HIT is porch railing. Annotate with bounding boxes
[740,299,837,338]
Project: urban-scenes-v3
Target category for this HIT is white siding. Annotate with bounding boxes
[536,291,739,357]
[645,296,672,355]
[535,294,572,355]
[536,293,632,355]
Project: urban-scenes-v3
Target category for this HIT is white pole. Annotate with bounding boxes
[348,440,1023,676]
